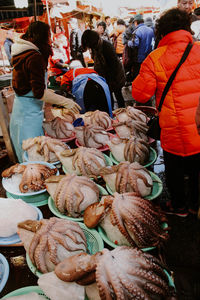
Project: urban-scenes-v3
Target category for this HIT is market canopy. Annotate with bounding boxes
[0,0,43,21]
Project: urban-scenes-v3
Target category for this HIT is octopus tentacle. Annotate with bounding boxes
[47,234,59,265]
[34,234,48,273]
[20,217,87,273]
[98,193,169,248]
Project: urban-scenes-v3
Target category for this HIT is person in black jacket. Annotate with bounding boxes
[122,18,136,85]
[81,30,126,108]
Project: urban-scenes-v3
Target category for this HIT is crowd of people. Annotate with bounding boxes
[4,0,200,218]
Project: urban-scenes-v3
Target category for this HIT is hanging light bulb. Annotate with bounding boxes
[14,0,29,9]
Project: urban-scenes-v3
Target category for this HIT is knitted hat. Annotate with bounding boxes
[145,17,153,27]
[134,14,143,22]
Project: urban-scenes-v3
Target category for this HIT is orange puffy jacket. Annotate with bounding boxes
[132,30,200,157]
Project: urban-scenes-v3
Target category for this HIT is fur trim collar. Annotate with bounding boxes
[11,38,39,56]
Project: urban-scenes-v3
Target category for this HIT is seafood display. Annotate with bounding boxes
[107,135,150,164]
[84,193,168,248]
[83,110,112,130]
[54,246,172,300]
[45,174,99,217]
[1,104,173,299]
[18,217,87,273]
[2,163,57,193]
[43,117,75,139]
[57,147,107,178]
[75,125,110,148]
[22,136,69,162]
[44,104,76,123]
[100,161,153,197]
[113,119,149,140]
[113,106,148,123]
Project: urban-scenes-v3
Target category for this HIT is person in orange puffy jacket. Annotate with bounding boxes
[132,8,200,217]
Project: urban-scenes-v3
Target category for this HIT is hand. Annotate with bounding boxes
[128,40,133,48]
[62,63,69,68]
[64,98,81,113]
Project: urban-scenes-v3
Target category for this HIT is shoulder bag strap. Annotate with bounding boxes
[158,42,193,112]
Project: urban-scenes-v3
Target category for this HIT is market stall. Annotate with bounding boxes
[0,103,177,298]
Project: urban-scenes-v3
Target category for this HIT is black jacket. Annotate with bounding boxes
[92,39,125,91]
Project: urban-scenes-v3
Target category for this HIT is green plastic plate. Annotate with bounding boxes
[2,286,49,299]
[6,191,49,207]
[62,153,113,176]
[109,146,157,167]
[106,171,163,200]
[26,222,104,278]
[98,222,168,253]
[48,184,108,222]
[2,268,174,299]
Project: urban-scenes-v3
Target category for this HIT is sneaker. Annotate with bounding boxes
[162,204,188,217]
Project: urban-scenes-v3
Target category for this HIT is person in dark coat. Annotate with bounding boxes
[81,29,126,108]
[128,14,154,80]
[122,17,136,85]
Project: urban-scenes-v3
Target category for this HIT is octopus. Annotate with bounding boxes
[113,119,149,141]
[57,147,107,178]
[44,103,76,123]
[18,217,87,273]
[75,125,110,148]
[83,110,112,130]
[100,161,153,197]
[22,136,70,163]
[2,163,57,193]
[43,117,75,139]
[45,174,99,217]
[55,246,174,300]
[107,136,150,164]
[84,192,168,248]
[113,106,148,124]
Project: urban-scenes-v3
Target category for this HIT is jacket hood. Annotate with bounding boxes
[11,38,39,57]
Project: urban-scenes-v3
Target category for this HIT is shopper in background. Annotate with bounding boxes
[69,18,86,67]
[191,7,200,40]
[105,16,113,35]
[96,21,110,41]
[128,14,154,80]
[177,0,198,22]
[110,19,126,58]
[144,17,154,30]
[60,60,112,115]
[10,21,80,162]
[53,24,70,64]
[82,29,125,108]
[122,17,136,85]
[4,29,14,65]
[132,8,200,217]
